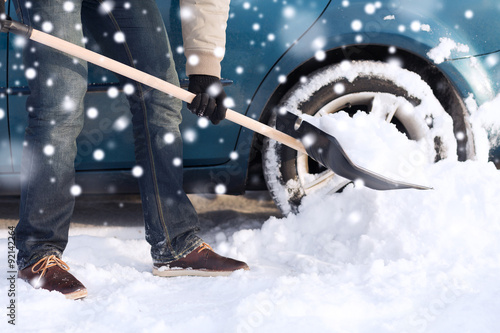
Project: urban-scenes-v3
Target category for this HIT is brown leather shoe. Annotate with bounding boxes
[18,255,88,300]
[153,243,249,277]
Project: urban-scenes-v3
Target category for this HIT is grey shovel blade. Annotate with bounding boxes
[276,111,432,191]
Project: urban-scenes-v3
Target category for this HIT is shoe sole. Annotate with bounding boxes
[65,288,88,300]
[152,267,243,277]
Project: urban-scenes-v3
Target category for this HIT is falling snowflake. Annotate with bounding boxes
[410,21,421,32]
[180,7,193,20]
[214,184,227,194]
[223,97,235,108]
[93,149,105,161]
[365,3,376,14]
[198,118,209,128]
[283,6,296,18]
[42,22,54,33]
[183,129,197,143]
[351,20,363,32]
[312,36,326,50]
[107,87,119,98]
[486,54,499,67]
[123,83,135,95]
[334,83,345,94]
[25,68,37,79]
[213,47,225,58]
[62,96,76,111]
[0,109,5,120]
[99,1,114,14]
[315,50,326,61]
[302,134,316,148]
[236,66,244,74]
[229,151,239,160]
[114,32,126,43]
[70,184,82,196]
[464,10,474,19]
[207,83,222,97]
[164,132,175,144]
[113,115,130,131]
[44,144,55,156]
[87,107,98,119]
[132,166,143,177]
[172,157,182,167]
[14,37,27,48]
[63,1,75,12]
[188,54,200,66]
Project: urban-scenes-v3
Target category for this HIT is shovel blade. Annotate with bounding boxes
[276,111,432,191]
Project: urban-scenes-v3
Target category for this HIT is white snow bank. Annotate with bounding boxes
[427,37,470,64]
[467,93,500,162]
[3,84,500,333]
[4,158,500,332]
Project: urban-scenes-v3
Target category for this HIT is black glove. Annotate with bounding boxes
[187,75,227,125]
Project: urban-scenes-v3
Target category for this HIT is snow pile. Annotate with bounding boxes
[427,37,470,64]
[301,110,432,184]
[3,74,500,333]
[3,105,500,332]
[467,93,500,161]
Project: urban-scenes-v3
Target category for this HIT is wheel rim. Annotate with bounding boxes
[296,92,428,194]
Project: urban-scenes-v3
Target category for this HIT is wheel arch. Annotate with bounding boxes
[245,44,474,189]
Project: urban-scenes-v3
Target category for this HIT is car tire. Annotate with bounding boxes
[262,61,474,214]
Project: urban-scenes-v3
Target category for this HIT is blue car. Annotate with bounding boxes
[1,0,499,213]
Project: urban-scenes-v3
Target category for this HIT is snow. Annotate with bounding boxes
[3,91,500,332]
[3,156,500,332]
[427,38,470,64]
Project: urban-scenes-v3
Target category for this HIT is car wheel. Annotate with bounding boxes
[262,61,474,214]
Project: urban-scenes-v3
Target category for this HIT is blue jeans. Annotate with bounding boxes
[14,0,202,270]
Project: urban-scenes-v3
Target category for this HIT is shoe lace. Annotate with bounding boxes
[197,243,213,253]
[31,255,70,281]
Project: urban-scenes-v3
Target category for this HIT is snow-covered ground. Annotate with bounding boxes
[3,81,500,332]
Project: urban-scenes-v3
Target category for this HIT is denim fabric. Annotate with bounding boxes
[14,0,202,270]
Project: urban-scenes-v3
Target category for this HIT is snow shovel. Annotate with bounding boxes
[0,17,431,191]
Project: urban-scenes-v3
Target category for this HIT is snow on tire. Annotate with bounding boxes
[263,61,474,214]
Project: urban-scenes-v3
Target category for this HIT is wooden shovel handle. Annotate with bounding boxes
[30,29,307,155]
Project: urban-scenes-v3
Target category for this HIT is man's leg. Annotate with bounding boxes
[82,0,201,263]
[13,0,88,299]
[82,0,248,274]
[14,0,87,270]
